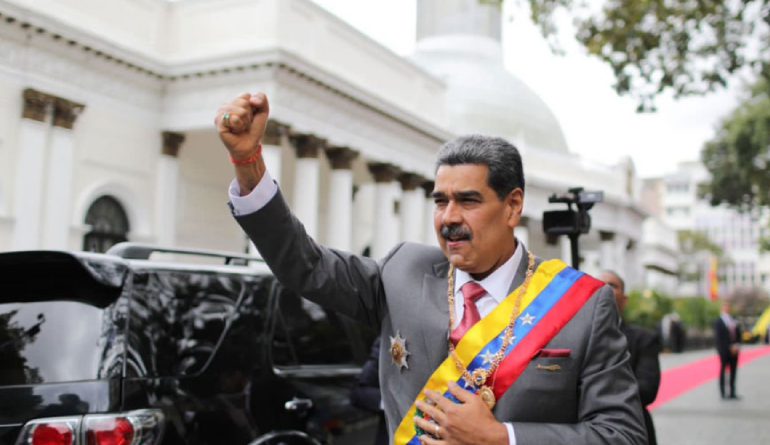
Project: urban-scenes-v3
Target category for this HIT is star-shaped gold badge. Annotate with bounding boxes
[390,330,410,370]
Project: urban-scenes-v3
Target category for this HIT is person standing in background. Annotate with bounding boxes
[600,271,661,445]
[714,302,742,400]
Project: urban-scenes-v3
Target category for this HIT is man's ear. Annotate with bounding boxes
[505,188,524,228]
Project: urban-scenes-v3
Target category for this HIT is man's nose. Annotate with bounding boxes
[442,200,463,224]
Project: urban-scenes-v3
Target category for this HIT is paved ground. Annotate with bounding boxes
[652,345,770,445]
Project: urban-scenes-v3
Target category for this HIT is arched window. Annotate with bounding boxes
[83,196,130,253]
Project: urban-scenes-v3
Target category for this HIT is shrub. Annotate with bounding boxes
[624,291,720,332]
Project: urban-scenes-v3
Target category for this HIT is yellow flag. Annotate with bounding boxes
[708,256,719,302]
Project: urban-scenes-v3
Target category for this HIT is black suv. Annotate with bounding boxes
[0,244,379,445]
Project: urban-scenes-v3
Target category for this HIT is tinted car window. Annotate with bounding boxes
[272,288,360,366]
[0,301,114,385]
[128,270,269,377]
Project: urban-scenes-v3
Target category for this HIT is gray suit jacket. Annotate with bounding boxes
[235,190,647,444]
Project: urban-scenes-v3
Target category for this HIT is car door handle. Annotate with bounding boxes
[284,397,313,412]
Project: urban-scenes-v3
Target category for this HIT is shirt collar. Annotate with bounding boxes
[454,241,523,304]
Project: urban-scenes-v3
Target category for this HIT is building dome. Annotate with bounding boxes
[410,0,569,152]
[411,35,568,152]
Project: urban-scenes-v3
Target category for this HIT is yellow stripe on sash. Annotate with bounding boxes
[393,259,568,445]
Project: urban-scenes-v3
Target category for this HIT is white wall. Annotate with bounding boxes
[176,131,253,253]
[0,76,19,202]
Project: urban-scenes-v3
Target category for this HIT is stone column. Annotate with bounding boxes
[422,180,436,245]
[263,120,288,184]
[12,89,54,250]
[41,98,84,249]
[398,173,426,243]
[624,238,639,289]
[290,134,325,239]
[368,162,401,259]
[325,146,358,251]
[599,230,616,272]
[516,216,530,249]
[353,182,375,256]
[154,131,185,246]
[614,234,628,279]
[245,120,288,257]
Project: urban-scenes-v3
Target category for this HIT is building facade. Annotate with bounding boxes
[0,0,651,288]
[643,161,770,297]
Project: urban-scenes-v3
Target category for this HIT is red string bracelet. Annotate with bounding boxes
[230,144,262,166]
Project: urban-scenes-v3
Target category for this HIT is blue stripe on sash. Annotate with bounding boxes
[446,267,584,401]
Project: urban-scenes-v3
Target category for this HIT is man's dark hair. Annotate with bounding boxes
[602,270,625,292]
[435,134,525,200]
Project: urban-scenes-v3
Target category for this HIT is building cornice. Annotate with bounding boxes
[0,2,452,144]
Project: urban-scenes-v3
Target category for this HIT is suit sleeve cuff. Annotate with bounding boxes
[228,171,278,216]
[505,422,516,445]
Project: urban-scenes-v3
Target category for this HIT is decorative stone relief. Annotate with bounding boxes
[53,98,85,129]
[325,146,358,170]
[22,89,53,122]
[263,120,289,146]
[289,133,325,159]
[161,131,186,157]
[2,38,162,110]
[397,173,426,191]
[421,181,435,198]
[368,163,401,183]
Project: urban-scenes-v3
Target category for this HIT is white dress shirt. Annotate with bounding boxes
[721,312,738,341]
[451,243,522,445]
[452,243,523,328]
[228,171,278,216]
[228,173,520,445]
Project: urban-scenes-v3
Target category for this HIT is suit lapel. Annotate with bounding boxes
[418,261,451,369]
[416,244,538,375]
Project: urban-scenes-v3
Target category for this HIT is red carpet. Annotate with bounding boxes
[649,345,770,411]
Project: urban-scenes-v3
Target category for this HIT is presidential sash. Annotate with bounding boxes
[394,259,604,445]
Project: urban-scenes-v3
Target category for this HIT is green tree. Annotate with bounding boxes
[624,290,672,329]
[700,79,770,251]
[672,296,721,331]
[701,79,770,210]
[482,0,769,110]
[677,229,728,284]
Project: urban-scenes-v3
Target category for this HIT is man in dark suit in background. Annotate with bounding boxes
[714,302,742,400]
[600,271,661,445]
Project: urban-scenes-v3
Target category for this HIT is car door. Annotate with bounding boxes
[122,267,272,445]
[265,286,378,445]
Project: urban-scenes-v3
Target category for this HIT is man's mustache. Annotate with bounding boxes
[441,225,472,241]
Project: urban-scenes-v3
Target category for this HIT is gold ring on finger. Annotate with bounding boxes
[223,112,231,128]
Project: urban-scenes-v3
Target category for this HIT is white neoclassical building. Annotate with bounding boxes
[0,0,662,289]
[643,161,770,297]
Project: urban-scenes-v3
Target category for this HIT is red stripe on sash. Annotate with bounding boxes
[491,275,604,399]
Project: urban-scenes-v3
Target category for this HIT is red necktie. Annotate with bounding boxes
[450,282,487,346]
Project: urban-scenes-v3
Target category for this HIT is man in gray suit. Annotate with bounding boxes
[216,93,646,445]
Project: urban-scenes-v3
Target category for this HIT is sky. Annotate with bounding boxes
[310,0,749,178]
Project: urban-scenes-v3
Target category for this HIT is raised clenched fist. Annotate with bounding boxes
[215,92,270,161]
